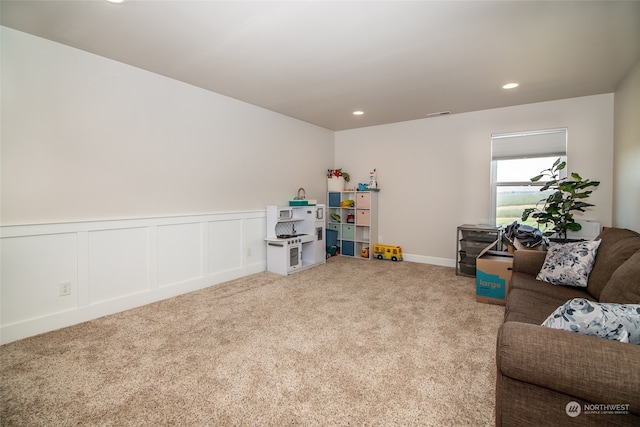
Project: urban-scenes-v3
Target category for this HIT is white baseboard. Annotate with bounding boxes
[403,254,456,268]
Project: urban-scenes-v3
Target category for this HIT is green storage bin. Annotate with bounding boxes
[342,224,355,240]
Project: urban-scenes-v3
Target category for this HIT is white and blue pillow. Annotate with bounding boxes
[542,298,640,344]
[537,240,601,287]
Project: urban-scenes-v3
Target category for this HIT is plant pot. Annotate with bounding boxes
[327,176,345,192]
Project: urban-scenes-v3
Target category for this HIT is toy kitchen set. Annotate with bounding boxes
[265,197,326,275]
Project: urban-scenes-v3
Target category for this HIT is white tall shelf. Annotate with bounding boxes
[327,191,378,259]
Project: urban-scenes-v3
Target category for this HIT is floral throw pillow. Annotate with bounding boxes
[542,298,640,344]
[537,240,601,287]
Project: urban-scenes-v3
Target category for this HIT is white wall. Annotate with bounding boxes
[0,27,334,225]
[335,94,614,264]
[613,60,640,232]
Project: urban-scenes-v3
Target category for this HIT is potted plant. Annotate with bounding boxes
[327,169,350,192]
[521,158,600,241]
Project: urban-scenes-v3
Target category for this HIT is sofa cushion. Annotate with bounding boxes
[511,250,547,276]
[536,240,601,287]
[510,271,592,301]
[497,322,640,419]
[542,298,640,344]
[600,250,640,304]
[588,227,640,300]
[504,288,586,325]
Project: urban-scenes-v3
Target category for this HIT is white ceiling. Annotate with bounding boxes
[2,0,639,131]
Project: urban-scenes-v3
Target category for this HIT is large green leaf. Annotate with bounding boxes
[566,222,583,231]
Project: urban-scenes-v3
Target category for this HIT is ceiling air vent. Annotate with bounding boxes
[427,111,451,118]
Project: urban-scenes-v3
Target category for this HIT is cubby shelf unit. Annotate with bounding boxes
[327,191,378,259]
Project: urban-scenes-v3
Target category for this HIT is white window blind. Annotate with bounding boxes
[491,128,567,160]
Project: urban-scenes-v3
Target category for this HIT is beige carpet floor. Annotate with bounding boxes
[1,257,504,426]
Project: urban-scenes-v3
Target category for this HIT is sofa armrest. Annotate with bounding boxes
[512,250,547,276]
[497,322,640,413]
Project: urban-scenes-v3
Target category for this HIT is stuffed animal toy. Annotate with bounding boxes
[369,169,377,189]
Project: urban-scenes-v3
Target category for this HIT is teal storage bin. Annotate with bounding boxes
[327,223,340,235]
[342,224,355,240]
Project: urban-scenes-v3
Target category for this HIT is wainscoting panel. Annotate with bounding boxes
[88,227,150,304]
[1,233,78,325]
[0,211,267,344]
[157,222,203,287]
[208,219,243,274]
[245,216,267,265]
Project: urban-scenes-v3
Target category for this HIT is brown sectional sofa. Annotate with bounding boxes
[496,227,640,426]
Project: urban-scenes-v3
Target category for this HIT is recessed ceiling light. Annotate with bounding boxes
[502,83,519,89]
[353,111,364,116]
[106,0,124,3]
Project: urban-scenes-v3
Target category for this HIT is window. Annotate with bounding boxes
[491,128,567,229]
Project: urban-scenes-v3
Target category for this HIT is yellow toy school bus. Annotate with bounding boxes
[373,244,403,261]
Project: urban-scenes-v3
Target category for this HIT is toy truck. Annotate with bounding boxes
[373,244,403,261]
